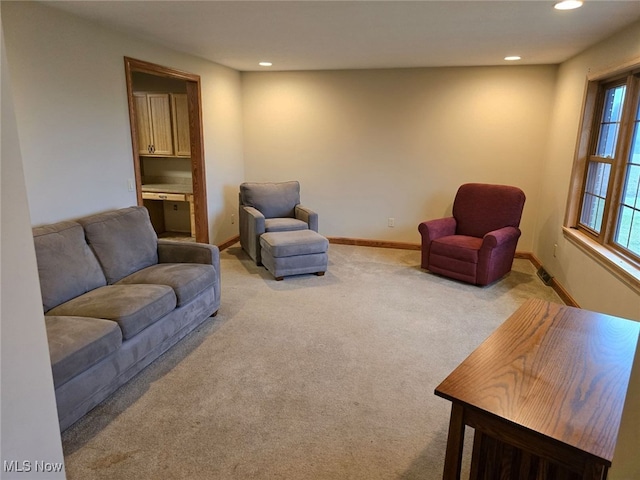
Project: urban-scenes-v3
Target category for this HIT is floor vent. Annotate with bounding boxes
[536,267,553,286]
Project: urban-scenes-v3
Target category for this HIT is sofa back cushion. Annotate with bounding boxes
[79,207,158,284]
[240,181,300,219]
[33,221,107,313]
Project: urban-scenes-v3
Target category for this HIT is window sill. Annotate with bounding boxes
[562,227,640,294]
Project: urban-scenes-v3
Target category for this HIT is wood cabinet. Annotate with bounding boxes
[134,92,190,157]
[134,93,174,156]
[171,94,191,157]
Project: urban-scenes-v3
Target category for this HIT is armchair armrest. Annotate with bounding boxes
[295,205,318,232]
[418,217,457,269]
[481,226,521,249]
[477,226,522,285]
[239,205,266,264]
[158,240,220,266]
[240,206,265,233]
[418,217,457,242]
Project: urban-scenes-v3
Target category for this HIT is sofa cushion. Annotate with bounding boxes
[79,207,158,284]
[117,263,216,307]
[240,181,300,219]
[47,285,176,340]
[265,218,309,232]
[45,316,122,389]
[33,221,107,313]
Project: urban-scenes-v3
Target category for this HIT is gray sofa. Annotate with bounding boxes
[239,181,318,264]
[33,206,220,431]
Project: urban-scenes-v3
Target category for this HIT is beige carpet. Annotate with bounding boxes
[61,244,563,479]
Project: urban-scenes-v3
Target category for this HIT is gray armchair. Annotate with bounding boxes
[239,181,318,264]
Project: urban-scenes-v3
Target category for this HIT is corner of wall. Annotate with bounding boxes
[1,19,66,477]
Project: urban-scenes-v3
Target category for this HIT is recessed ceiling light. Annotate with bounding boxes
[504,56,522,61]
[554,0,583,10]
[259,62,273,67]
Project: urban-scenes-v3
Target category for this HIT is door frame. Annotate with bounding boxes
[124,57,209,243]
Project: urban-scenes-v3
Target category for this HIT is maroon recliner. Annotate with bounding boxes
[418,183,526,286]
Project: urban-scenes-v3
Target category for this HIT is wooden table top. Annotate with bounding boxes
[435,298,639,464]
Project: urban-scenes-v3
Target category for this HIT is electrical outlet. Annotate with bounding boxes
[553,243,558,257]
[388,217,395,227]
[231,213,235,225]
[127,178,135,192]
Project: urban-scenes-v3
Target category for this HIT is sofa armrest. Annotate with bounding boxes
[158,240,220,266]
[481,226,521,249]
[295,205,318,232]
[157,240,221,314]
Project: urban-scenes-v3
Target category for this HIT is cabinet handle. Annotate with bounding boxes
[147,145,152,153]
[159,195,167,199]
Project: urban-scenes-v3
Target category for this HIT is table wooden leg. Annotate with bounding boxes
[583,460,607,480]
[469,429,484,480]
[442,403,466,480]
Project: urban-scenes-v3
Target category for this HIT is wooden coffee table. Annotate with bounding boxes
[435,298,639,480]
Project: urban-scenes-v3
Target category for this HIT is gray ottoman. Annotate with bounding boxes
[260,230,329,280]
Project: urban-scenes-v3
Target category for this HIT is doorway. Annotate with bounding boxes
[124,57,209,243]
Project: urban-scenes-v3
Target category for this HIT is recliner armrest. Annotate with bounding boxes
[295,205,318,232]
[158,240,220,266]
[482,226,521,249]
[418,217,457,270]
[418,217,457,241]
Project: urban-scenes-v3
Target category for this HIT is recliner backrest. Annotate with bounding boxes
[239,181,300,219]
[453,183,525,238]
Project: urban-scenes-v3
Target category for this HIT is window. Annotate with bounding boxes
[615,99,640,255]
[569,67,640,269]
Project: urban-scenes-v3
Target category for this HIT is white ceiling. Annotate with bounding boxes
[48,0,640,71]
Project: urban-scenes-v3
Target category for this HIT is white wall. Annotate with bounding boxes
[1,1,245,245]
[242,66,558,249]
[1,16,66,478]
[535,19,640,322]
